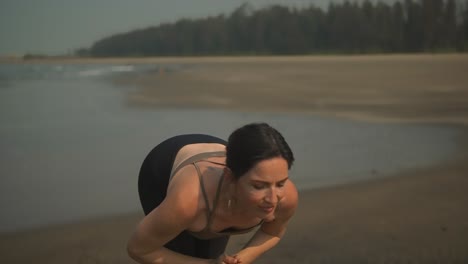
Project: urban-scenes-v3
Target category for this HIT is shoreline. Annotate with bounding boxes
[4,54,467,125]
[1,53,467,64]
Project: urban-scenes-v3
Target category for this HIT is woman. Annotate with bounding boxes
[127,123,298,264]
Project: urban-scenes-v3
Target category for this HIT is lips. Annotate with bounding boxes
[260,205,275,213]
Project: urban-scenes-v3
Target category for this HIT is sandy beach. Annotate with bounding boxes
[1,151,467,264]
[113,54,468,125]
[1,54,468,263]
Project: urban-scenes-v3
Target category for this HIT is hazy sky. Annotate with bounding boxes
[0,0,395,56]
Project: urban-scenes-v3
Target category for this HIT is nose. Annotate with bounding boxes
[264,187,280,204]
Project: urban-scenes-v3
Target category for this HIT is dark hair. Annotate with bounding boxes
[225,123,294,178]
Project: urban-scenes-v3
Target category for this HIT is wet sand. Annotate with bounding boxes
[1,152,467,264]
[113,54,468,125]
[1,54,468,263]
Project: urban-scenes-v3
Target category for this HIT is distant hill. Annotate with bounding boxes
[77,0,468,57]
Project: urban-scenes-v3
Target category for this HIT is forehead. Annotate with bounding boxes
[244,157,288,181]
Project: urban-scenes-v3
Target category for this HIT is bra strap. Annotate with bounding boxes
[207,174,225,228]
[170,151,225,180]
[193,162,211,223]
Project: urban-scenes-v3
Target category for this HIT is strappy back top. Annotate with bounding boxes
[169,151,263,239]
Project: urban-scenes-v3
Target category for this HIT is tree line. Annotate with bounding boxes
[76,0,468,57]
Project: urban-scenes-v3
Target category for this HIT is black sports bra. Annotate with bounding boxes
[169,151,263,239]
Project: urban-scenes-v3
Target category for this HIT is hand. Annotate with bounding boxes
[212,253,241,264]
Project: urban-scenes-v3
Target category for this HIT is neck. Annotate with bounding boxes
[217,175,238,217]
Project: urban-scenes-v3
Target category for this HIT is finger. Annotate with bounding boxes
[232,254,241,263]
[222,255,239,264]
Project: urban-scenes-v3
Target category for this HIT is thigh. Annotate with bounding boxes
[195,236,230,259]
[165,231,230,259]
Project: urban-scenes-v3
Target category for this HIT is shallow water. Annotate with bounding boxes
[0,63,464,233]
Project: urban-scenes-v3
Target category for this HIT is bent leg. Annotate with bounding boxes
[137,134,227,258]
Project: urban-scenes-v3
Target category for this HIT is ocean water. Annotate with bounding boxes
[0,63,464,233]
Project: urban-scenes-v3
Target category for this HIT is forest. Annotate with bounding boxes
[76,0,468,57]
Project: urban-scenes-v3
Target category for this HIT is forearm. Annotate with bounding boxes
[128,245,212,264]
[234,229,282,264]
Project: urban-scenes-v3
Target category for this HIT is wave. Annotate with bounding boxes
[0,63,153,81]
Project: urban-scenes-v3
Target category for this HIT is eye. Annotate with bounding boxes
[253,184,264,190]
[277,181,286,188]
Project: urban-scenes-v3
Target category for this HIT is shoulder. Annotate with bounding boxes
[165,165,203,219]
[132,165,202,241]
[128,165,204,257]
[278,179,298,219]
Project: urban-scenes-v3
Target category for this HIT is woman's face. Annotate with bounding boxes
[234,156,289,220]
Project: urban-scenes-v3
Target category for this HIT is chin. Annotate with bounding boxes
[264,214,276,222]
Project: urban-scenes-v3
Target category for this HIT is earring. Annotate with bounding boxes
[228,199,232,209]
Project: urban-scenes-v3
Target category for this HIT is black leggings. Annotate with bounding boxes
[138,134,229,259]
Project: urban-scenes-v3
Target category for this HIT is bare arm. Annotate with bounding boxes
[127,167,213,264]
[234,181,298,264]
